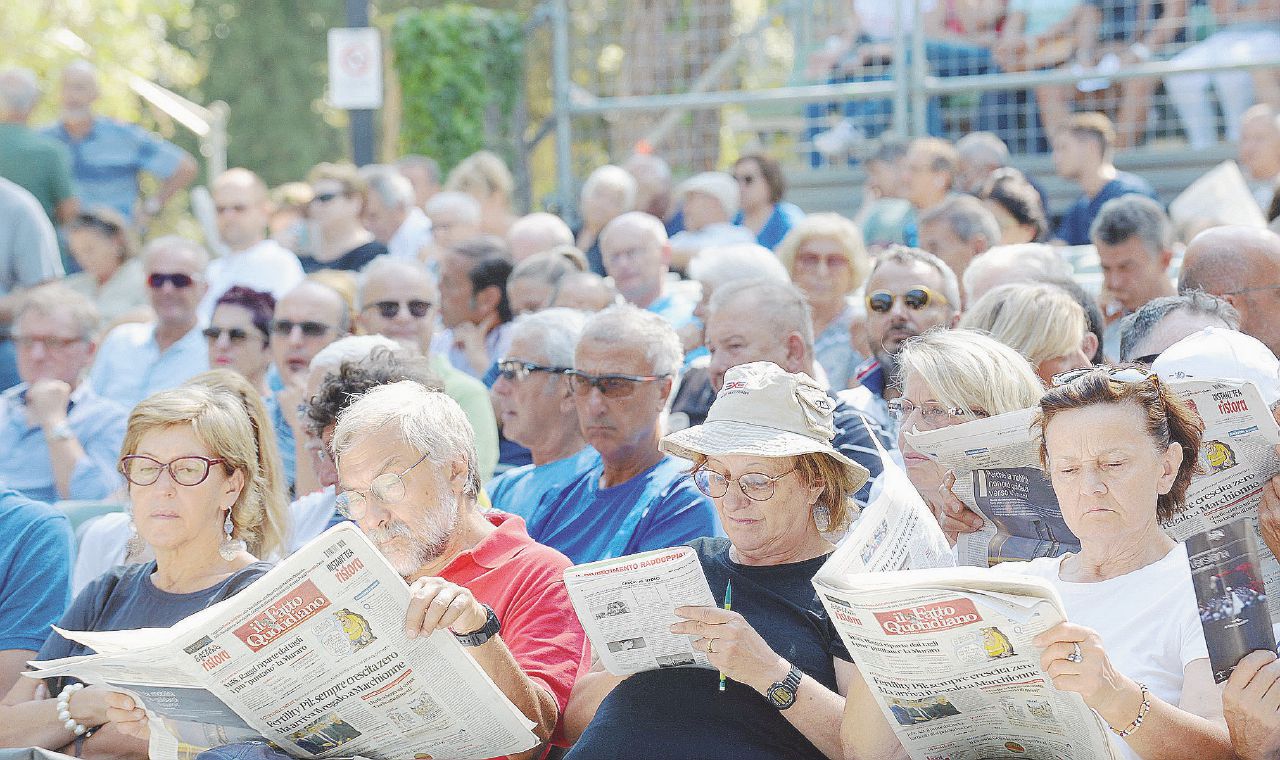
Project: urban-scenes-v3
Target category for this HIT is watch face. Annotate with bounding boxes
[768,684,796,708]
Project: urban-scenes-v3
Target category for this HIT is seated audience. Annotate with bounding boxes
[326,381,584,752]
[358,164,433,261]
[961,242,1072,303]
[1,284,125,501]
[916,194,1000,286]
[63,206,147,328]
[90,236,211,406]
[0,384,277,759]
[668,173,754,269]
[853,141,916,249]
[355,255,498,479]
[960,282,1098,383]
[1051,113,1158,246]
[731,153,804,251]
[903,138,960,223]
[1091,195,1177,358]
[600,212,698,328]
[436,236,514,378]
[683,242,789,359]
[487,308,597,515]
[1178,226,1280,358]
[421,190,483,274]
[576,165,637,275]
[508,212,576,262]
[840,246,961,434]
[204,286,274,396]
[523,304,717,563]
[704,279,887,500]
[550,271,618,312]
[622,152,675,228]
[891,329,1043,533]
[776,214,872,391]
[954,131,1011,194]
[297,162,387,273]
[1118,292,1240,364]
[507,247,587,316]
[564,362,870,759]
[0,489,73,694]
[978,168,1049,245]
[1238,105,1280,210]
[855,365,1232,760]
[445,150,519,236]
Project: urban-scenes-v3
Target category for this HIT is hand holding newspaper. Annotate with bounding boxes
[27,523,539,760]
[905,408,1081,567]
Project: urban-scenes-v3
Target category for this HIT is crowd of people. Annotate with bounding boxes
[1,52,1280,760]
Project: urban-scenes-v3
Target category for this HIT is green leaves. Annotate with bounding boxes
[391,4,523,174]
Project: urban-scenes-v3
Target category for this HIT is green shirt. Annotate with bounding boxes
[0,124,75,221]
[429,352,500,482]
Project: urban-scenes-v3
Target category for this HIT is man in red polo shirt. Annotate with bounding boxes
[328,379,584,759]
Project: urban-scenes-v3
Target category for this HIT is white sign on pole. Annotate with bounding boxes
[327,27,383,110]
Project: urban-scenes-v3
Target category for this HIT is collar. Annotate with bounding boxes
[853,357,885,398]
[442,511,530,572]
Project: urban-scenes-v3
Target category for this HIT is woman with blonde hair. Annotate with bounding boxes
[776,213,871,391]
[959,282,1098,384]
[0,385,274,759]
[445,150,518,236]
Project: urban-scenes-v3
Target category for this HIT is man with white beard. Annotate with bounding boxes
[331,381,584,758]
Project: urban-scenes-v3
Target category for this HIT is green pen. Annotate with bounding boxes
[719,579,732,692]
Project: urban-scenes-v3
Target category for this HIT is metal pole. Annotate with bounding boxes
[910,0,927,137]
[551,0,576,225]
[346,0,375,167]
[206,101,229,179]
[891,1,909,138]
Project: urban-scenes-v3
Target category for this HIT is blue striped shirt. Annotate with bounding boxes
[42,117,184,221]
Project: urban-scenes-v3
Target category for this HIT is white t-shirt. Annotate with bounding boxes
[991,543,1208,760]
[199,238,306,321]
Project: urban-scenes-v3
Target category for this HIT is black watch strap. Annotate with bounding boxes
[453,603,500,647]
[765,664,803,710]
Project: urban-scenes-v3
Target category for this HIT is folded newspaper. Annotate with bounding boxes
[814,566,1118,760]
[27,523,540,760]
[905,409,1081,567]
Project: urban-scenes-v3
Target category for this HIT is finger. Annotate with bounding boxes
[103,691,135,710]
[674,606,732,623]
[417,587,462,635]
[404,579,444,637]
[1239,653,1280,702]
[1229,649,1280,695]
[670,619,708,637]
[437,593,475,632]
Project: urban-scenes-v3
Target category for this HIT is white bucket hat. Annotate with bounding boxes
[1152,327,1280,407]
[675,171,740,219]
[660,361,870,491]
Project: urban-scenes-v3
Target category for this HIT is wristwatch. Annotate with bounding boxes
[765,664,803,710]
[453,603,500,647]
[45,421,75,442]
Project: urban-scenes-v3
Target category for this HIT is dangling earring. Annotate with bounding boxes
[219,510,247,560]
[125,518,145,558]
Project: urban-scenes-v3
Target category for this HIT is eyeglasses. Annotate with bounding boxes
[13,335,84,351]
[693,467,797,501]
[202,327,253,343]
[866,286,949,314]
[364,300,433,319]
[1051,365,1155,387]
[496,360,569,382]
[271,320,334,338]
[888,398,985,430]
[312,192,343,204]
[335,452,430,520]
[148,272,196,289]
[216,203,250,215]
[795,252,851,270]
[566,370,669,399]
[119,455,226,487]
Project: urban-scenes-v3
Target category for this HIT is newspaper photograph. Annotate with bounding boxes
[1186,520,1276,683]
[27,523,540,760]
[563,546,717,676]
[905,409,1080,567]
[813,567,1118,760]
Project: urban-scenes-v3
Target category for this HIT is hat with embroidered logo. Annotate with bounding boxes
[660,361,870,491]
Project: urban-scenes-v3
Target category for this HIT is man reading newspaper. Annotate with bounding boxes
[107,382,585,759]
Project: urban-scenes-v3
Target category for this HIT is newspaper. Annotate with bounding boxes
[27,523,540,760]
[1168,160,1266,239]
[563,547,717,676]
[905,409,1081,567]
[1186,521,1276,683]
[813,566,1118,760]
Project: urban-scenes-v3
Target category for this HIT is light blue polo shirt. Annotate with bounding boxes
[89,321,209,407]
[42,116,184,221]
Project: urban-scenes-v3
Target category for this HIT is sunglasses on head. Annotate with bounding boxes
[566,369,669,399]
[147,272,196,289]
[272,320,333,338]
[1051,365,1156,387]
[496,360,569,382]
[866,286,949,314]
[202,327,254,343]
[365,300,432,319]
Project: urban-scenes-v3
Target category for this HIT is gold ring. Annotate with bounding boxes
[708,638,718,654]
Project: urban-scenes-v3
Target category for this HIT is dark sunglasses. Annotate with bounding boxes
[566,369,669,399]
[148,272,196,289]
[202,327,253,343]
[866,286,949,314]
[365,300,432,319]
[496,360,569,382]
[272,320,333,338]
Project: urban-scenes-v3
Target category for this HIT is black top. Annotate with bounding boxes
[566,537,850,760]
[297,240,388,273]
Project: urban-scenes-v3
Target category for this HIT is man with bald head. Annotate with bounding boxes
[43,60,197,225]
[599,211,696,328]
[199,168,305,320]
[507,212,575,262]
[0,67,76,227]
[1179,226,1280,356]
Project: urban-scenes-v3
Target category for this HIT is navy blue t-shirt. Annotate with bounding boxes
[297,240,387,273]
[566,537,851,760]
[1054,171,1158,245]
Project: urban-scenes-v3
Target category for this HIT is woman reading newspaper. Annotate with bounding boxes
[845,366,1233,760]
[563,362,869,760]
[0,386,277,758]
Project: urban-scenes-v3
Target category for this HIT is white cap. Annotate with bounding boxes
[675,172,740,219]
[1152,327,1280,406]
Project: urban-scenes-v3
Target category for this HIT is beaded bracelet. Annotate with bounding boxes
[1109,682,1150,739]
[56,682,91,737]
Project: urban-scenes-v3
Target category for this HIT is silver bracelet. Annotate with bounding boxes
[1109,682,1150,739]
[56,682,90,736]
